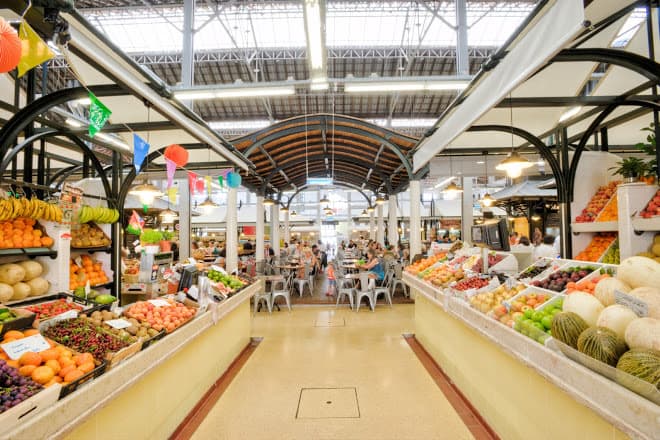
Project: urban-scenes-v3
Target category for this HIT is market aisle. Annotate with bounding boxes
[191,305,475,440]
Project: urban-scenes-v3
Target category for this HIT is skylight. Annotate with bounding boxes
[81,1,535,54]
[611,8,646,48]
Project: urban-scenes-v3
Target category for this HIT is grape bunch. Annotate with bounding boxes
[0,360,43,413]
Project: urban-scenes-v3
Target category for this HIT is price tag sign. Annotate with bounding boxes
[106,318,132,329]
[148,299,171,307]
[1,334,51,360]
[75,256,83,268]
[615,290,648,317]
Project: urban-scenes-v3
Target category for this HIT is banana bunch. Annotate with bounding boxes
[0,197,63,222]
[78,205,120,224]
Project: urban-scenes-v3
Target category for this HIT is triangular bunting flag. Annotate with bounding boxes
[188,171,198,194]
[166,159,176,188]
[17,21,54,78]
[88,93,112,137]
[167,187,178,204]
[133,134,150,174]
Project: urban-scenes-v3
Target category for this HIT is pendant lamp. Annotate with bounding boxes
[496,94,533,178]
[442,157,462,194]
[129,182,163,205]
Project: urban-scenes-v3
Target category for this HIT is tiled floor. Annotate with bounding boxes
[191,305,475,440]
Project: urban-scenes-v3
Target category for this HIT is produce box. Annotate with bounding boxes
[122,297,198,334]
[0,308,36,338]
[10,293,105,327]
[139,328,167,351]
[0,380,60,432]
[80,309,164,352]
[70,222,111,249]
[528,263,599,294]
[39,317,140,369]
[553,340,660,406]
[516,258,562,282]
[59,361,107,399]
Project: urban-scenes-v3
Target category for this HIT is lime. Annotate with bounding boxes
[541,315,553,329]
[523,309,534,319]
[532,311,544,322]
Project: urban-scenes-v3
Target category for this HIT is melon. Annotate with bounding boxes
[653,244,660,257]
[616,349,660,390]
[626,287,660,319]
[551,312,589,349]
[11,282,31,300]
[0,283,12,303]
[563,292,604,327]
[594,278,630,306]
[577,327,627,366]
[596,305,639,339]
[624,318,660,351]
[617,256,660,289]
[18,261,43,281]
[26,277,49,296]
[0,263,26,285]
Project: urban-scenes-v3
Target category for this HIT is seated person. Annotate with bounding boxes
[360,249,385,283]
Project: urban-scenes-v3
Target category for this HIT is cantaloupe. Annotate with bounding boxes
[616,349,660,390]
[617,256,660,289]
[563,292,604,327]
[26,277,49,296]
[0,282,13,303]
[18,261,43,281]
[551,312,588,349]
[626,287,660,319]
[0,263,26,285]
[11,282,31,300]
[577,327,627,366]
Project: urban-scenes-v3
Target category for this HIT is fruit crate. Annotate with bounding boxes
[70,222,111,250]
[553,340,660,406]
[528,263,599,294]
[139,328,167,351]
[10,293,106,326]
[0,382,61,432]
[504,287,559,312]
[59,361,107,399]
[0,308,36,338]
[516,258,563,283]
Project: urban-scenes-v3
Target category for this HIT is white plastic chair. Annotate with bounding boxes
[355,272,375,312]
[271,276,292,312]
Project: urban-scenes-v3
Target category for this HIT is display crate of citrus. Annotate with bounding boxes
[69,255,110,290]
[0,218,53,249]
[574,233,617,262]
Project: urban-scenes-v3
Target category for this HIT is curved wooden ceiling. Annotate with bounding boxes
[232,114,419,195]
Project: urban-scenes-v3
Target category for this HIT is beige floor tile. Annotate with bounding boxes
[192,305,474,440]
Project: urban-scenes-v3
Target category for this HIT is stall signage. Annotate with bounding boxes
[1,334,50,360]
[148,299,171,307]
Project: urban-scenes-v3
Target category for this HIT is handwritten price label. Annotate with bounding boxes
[105,319,132,329]
[1,334,51,360]
[148,299,171,307]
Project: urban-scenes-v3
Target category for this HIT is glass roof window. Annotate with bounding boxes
[82,1,535,54]
[611,8,647,48]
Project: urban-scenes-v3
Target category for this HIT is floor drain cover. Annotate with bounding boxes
[296,387,359,419]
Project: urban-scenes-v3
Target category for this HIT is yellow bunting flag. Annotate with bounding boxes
[167,187,178,204]
[17,21,54,78]
[205,175,212,196]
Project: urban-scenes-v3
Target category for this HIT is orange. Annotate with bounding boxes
[19,352,42,367]
[40,348,60,361]
[18,365,37,377]
[31,366,55,384]
[0,352,7,360]
[41,237,53,247]
[23,329,40,337]
[58,356,75,369]
[63,369,85,382]
[3,330,25,341]
[74,353,94,366]
[59,365,76,378]
[45,359,61,375]
[78,361,95,374]
[6,360,19,369]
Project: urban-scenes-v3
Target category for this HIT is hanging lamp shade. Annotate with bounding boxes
[0,18,21,74]
[480,193,496,207]
[361,209,368,216]
[366,206,375,213]
[495,151,533,178]
[199,197,218,211]
[129,182,163,205]
[319,194,330,204]
[263,197,275,206]
[280,206,289,213]
[160,208,178,223]
[375,195,386,205]
[443,181,463,194]
[290,210,297,217]
[163,144,189,167]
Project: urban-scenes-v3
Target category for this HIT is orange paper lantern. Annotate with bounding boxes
[164,144,189,167]
[0,18,21,74]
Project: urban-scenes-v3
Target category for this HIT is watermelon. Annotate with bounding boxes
[551,312,589,349]
[577,327,627,366]
[616,349,660,390]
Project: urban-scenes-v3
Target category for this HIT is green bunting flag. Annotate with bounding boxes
[88,93,112,137]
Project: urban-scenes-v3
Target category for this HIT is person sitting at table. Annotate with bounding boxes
[264,243,275,262]
[359,248,385,282]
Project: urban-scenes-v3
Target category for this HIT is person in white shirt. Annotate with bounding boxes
[534,235,558,261]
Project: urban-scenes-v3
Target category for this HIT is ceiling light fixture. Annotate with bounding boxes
[174,85,296,101]
[280,206,289,213]
[442,157,463,194]
[290,210,297,217]
[319,194,330,204]
[375,195,386,205]
[303,0,326,71]
[263,197,275,207]
[479,155,495,207]
[366,206,375,213]
[345,79,469,94]
[310,80,329,91]
[496,94,534,178]
[129,182,163,205]
[199,197,219,212]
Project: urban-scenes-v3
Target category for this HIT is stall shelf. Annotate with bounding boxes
[4,281,260,440]
[404,272,659,440]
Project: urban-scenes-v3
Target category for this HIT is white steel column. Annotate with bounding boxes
[461,177,474,244]
[409,180,422,257]
[256,195,264,262]
[178,180,191,260]
[284,209,290,245]
[369,210,375,240]
[226,187,238,273]
[271,203,280,257]
[455,0,469,76]
[388,195,398,246]
[181,0,195,108]
[376,203,384,244]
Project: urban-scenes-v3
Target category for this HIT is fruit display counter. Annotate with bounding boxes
[3,280,259,440]
[403,268,660,439]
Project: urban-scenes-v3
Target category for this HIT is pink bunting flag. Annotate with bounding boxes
[188,171,198,194]
[166,158,176,189]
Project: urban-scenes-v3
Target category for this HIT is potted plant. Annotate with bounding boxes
[140,229,164,254]
[609,157,648,183]
[635,122,657,184]
[160,230,174,252]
